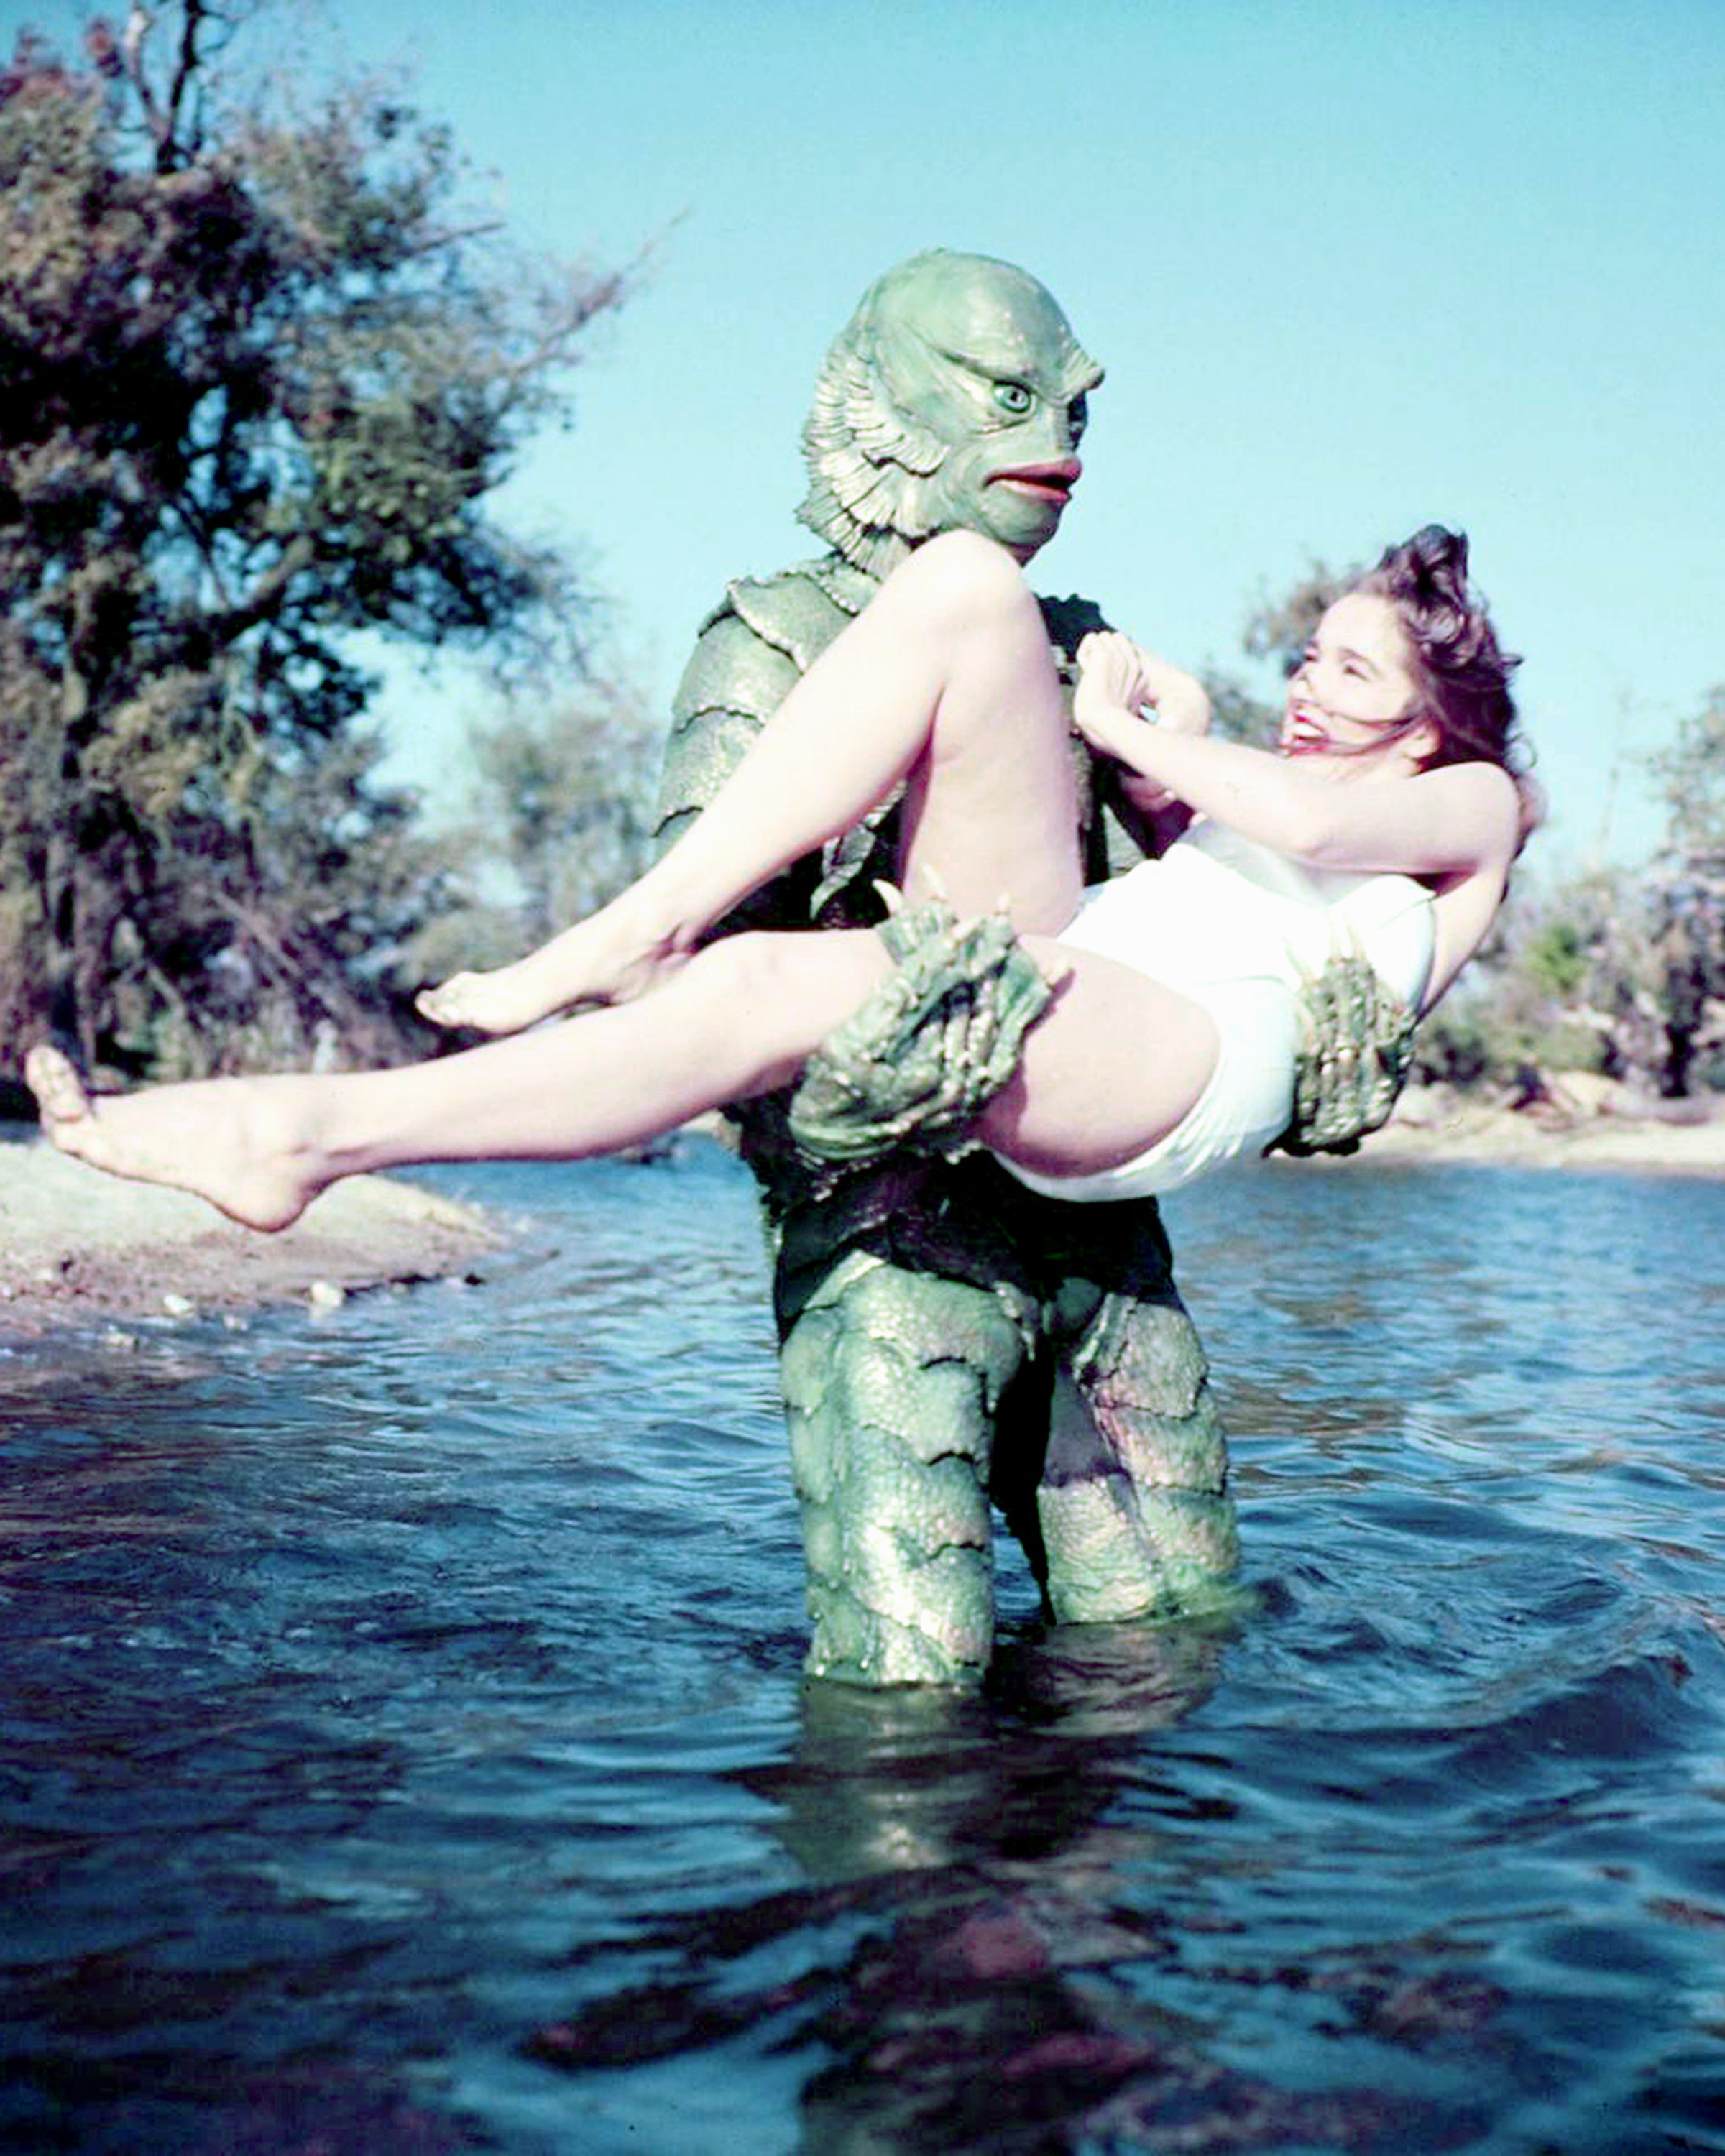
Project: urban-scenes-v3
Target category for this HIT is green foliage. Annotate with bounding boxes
[1415,680,1725,1103]
[409,682,661,985]
[468,685,661,939]
[1650,684,1725,861]
[1522,916,1592,1001]
[1642,684,1725,1095]
[1195,668,1276,748]
[1414,864,1669,1094]
[0,3,631,1074]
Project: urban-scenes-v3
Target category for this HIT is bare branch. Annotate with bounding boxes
[121,6,170,151]
[160,0,207,165]
[397,219,507,261]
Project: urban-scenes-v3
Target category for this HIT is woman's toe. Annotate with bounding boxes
[24,1044,92,1128]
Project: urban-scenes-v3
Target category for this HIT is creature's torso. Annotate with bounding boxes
[657,556,1128,934]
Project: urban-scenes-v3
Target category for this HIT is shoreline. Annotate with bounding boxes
[5,1082,1722,1334]
[0,1128,507,1337]
[1332,1079,1725,1179]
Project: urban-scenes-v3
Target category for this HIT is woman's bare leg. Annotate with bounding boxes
[27,934,895,1231]
[28,931,1223,1233]
[419,531,1084,1035]
[981,941,1220,1178]
[28,520,1212,1233]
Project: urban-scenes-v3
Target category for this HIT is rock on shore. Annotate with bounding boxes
[1,1130,505,1332]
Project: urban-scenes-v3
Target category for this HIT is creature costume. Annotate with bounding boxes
[656,252,1412,1685]
[1001,826,1435,1202]
[654,254,1241,1687]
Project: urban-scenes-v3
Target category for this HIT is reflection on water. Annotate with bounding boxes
[5,1139,1725,2152]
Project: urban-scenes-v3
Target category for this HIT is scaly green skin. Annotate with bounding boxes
[1274,955,1419,1158]
[798,251,1103,576]
[788,893,1054,1171]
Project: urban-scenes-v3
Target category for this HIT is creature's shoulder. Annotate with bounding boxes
[696,556,878,667]
[662,558,882,826]
[669,558,878,739]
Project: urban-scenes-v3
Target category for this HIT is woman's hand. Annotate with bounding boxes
[1072,631,1150,752]
[1133,645,1211,737]
[1075,632,1211,814]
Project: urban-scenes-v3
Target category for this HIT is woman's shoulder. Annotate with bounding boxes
[1416,758,1524,865]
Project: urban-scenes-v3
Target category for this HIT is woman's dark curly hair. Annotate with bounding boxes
[1358,524,1541,837]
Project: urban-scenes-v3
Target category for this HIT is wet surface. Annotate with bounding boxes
[6,1141,1725,2152]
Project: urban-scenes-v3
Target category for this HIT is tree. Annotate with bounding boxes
[1646,685,1725,1095]
[0,3,633,1076]
[407,681,662,990]
[1420,863,1665,1094]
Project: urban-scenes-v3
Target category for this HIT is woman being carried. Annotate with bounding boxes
[27,524,1533,1225]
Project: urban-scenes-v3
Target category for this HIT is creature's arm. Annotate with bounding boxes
[1034,592,1174,873]
[1273,955,1419,1156]
[655,613,821,931]
[657,566,896,933]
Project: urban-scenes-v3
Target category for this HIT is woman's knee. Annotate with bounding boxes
[893,529,1041,640]
[687,931,788,1016]
[688,931,886,1073]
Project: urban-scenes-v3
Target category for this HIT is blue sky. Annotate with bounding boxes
[22,0,1725,865]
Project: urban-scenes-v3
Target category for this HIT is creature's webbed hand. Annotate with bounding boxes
[788,890,1057,1169]
[1275,949,1419,1158]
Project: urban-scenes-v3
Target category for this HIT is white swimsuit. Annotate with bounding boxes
[1000,821,1435,1202]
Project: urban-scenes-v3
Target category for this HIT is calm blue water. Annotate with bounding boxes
[6,1136,1725,2155]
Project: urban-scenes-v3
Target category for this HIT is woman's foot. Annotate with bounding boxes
[415,907,691,1036]
[414,959,564,1037]
[25,1045,326,1233]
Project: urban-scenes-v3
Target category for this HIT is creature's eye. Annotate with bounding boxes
[1067,393,1089,444]
[992,380,1034,416]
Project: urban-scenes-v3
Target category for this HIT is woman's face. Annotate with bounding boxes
[1281,592,1422,757]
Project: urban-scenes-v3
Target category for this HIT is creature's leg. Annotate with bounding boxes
[778,1213,1238,1682]
[778,1248,1031,1685]
[1036,1281,1239,1624]
[420,531,1085,1035]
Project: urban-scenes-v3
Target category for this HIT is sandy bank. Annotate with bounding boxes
[1,1130,505,1335]
[1331,1080,1725,1177]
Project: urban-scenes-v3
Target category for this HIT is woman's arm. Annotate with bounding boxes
[1073,633,1520,880]
[1107,642,1210,854]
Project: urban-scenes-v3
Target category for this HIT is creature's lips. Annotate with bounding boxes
[990,459,1082,505]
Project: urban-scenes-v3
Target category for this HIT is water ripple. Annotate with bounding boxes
[5,1146,1725,2152]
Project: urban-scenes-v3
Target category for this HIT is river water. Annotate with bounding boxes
[6,1138,1725,2154]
